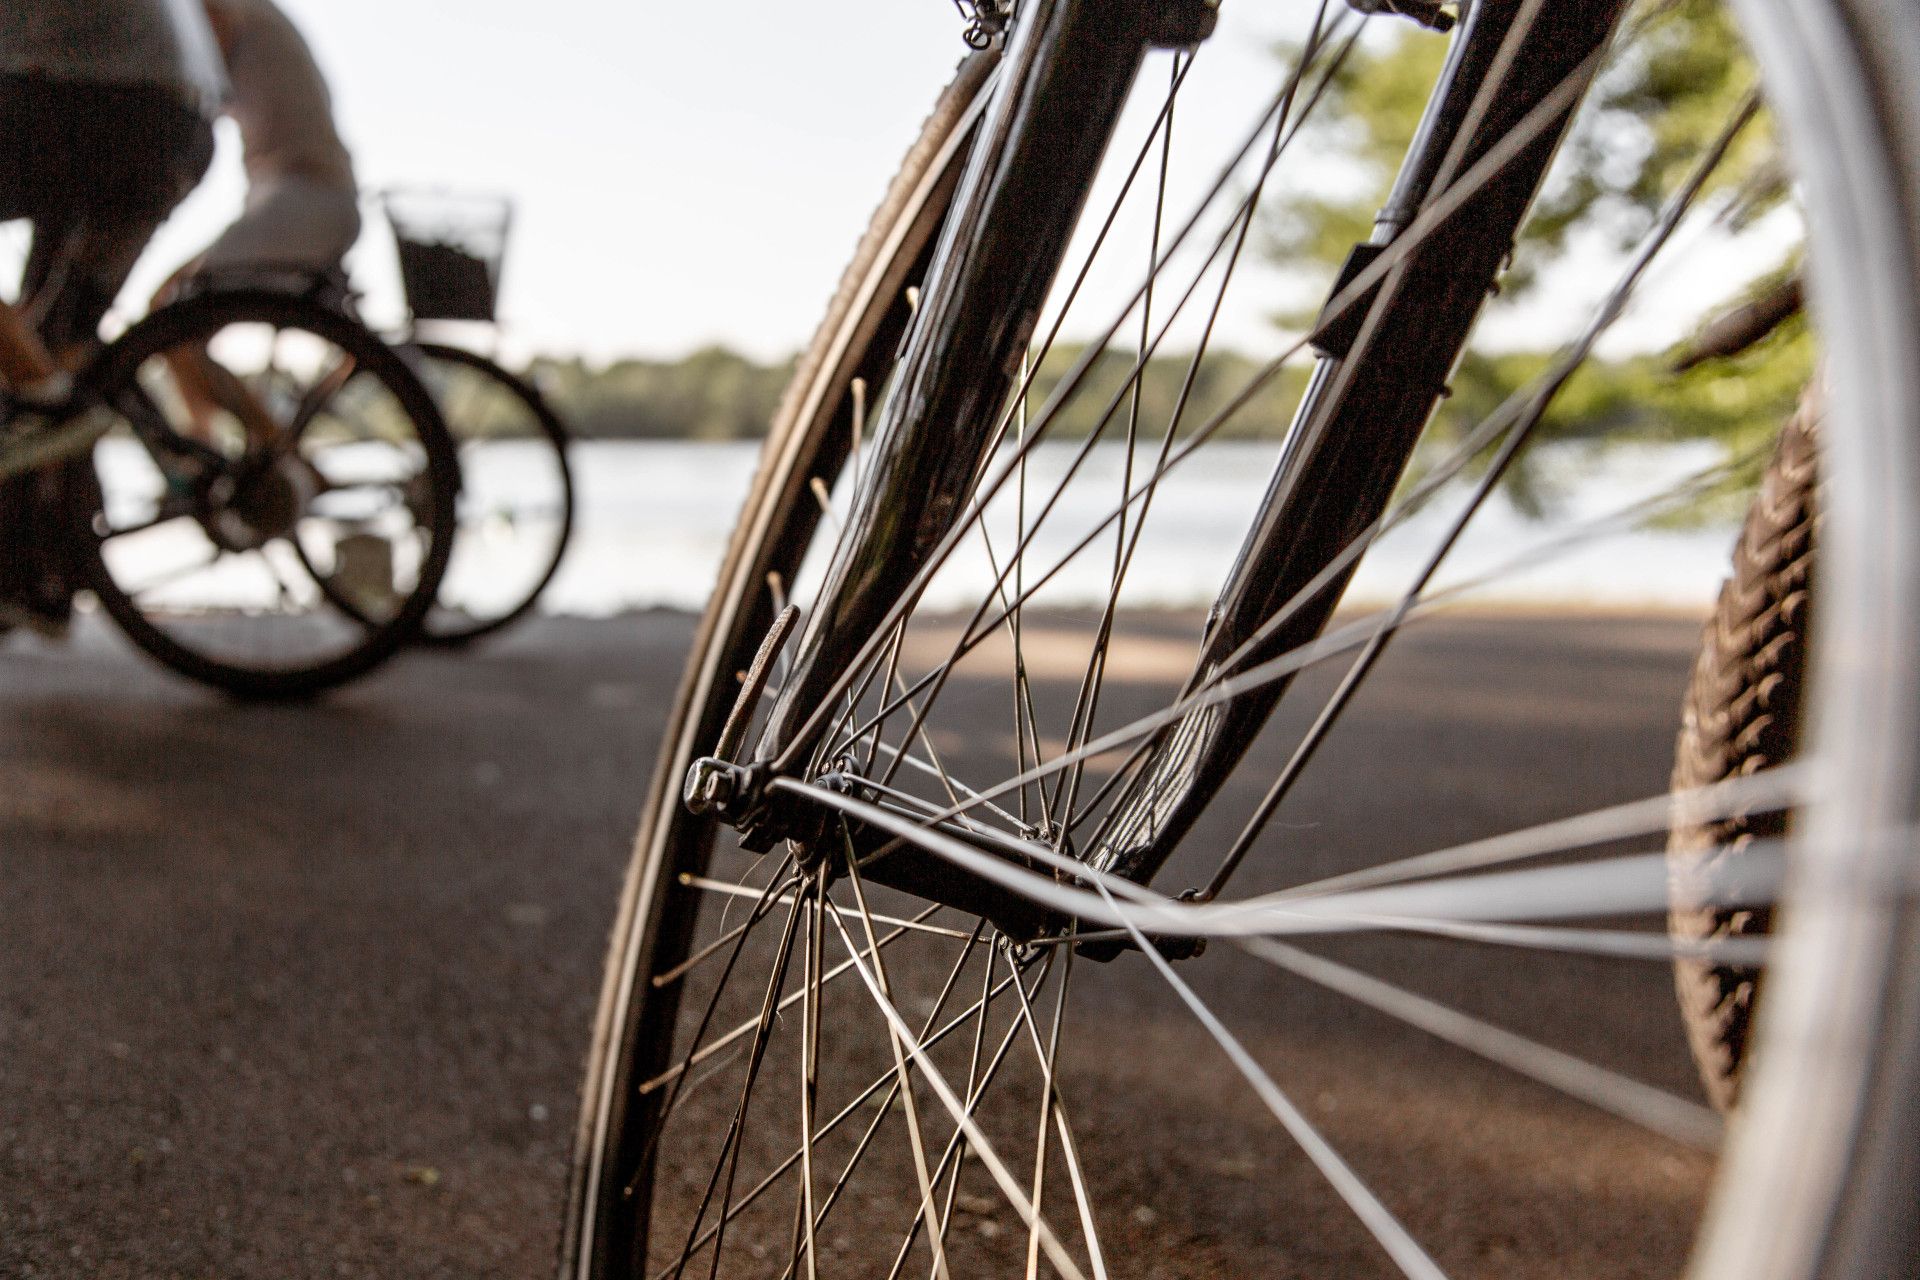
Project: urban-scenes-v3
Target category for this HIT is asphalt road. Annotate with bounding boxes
[0,609,1715,1279]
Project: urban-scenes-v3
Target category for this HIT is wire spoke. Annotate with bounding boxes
[1271,766,1804,901]
[1327,911,1771,965]
[784,924,994,1280]
[638,882,934,1099]
[1202,88,1762,897]
[921,926,1006,1276]
[846,22,1368,790]
[661,887,806,1280]
[776,779,1793,945]
[822,896,1090,1280]
[786,8,1369,769]
[780,18,1598,770]
[865,737,1033,835]
[792,867,826,1280]
[1051,26,1290,827]
[1094,882,1449,1280]
[676,873,972,941]
[657,952,1031,1280]
[883,973,1042,1280]
[1002,942,1108,1280]
[840,845,954,1280]
[1240,936,1721,1147]
[631,859,801,1198]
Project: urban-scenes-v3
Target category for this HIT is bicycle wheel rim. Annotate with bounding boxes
[1693,0,1920,1273]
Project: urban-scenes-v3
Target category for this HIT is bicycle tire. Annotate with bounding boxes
[561,50,998,1277]
[1667,387,1818,1114]
[74,288,460,699]
[408,341,576,646]
[571,1,1920,1275]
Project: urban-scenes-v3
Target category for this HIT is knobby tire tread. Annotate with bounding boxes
[1668,385,1820,1112]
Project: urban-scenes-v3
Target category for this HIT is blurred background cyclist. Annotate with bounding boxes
[0,0,223,632]
[157,0,361,444]
[168,0,360,293]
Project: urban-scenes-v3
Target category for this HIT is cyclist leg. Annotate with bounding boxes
[168,174,363,446]
[0,74,212,632]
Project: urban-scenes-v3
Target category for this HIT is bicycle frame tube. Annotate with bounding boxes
[1085,0,1632,896]
[752,0,1164,769]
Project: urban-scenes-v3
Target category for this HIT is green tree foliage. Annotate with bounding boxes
[1269,0,1783,292]
[1258,0,1809,521]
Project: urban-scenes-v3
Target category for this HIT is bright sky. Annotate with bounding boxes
[127,0,983,363]
[16,2,1774,366]
[113,0,1326,366]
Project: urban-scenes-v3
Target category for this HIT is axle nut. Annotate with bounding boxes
[684,756,737,815]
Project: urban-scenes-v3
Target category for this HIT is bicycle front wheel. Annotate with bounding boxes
[77,288,460,699]
[570,3,1920,1277]
[563,48,997,1276]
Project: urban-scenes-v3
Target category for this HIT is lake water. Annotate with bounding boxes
[540,438,1739,616]
[95,437,1743,617]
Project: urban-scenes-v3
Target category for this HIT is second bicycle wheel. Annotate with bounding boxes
[77,288,459,699]
[406,341,575,645]
[570,3,1920,1278]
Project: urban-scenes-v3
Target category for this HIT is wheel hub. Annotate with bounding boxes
[204,454,316,550]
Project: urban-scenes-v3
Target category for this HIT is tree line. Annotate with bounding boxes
[516,326,1806,458]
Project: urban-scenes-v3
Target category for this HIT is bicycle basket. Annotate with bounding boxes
[380,189,513,323]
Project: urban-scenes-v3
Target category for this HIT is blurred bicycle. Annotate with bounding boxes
[374,188,576,646]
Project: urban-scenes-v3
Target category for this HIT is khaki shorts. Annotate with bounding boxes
[199,173,361,274]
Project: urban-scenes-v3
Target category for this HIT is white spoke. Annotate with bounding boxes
[1094,884,1449,1280]
[1239,937,1721,1148]
[822,898,1090,1280]
[1339,912,1771,966]
[781,780,1790,944]
[840,853,952,1280]
[1271,767,1806,901]
[679,874,972,940]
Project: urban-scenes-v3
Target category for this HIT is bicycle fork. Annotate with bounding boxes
[691,0,1630,947]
